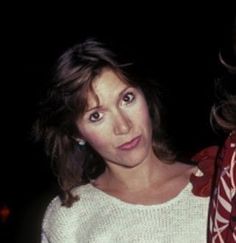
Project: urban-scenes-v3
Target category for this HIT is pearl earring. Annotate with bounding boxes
[77,138,86,146]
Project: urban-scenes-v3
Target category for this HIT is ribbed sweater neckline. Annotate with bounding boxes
[85,182,192,209]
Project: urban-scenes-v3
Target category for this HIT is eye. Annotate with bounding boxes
[89,111,103,122]
[122,92,135,105]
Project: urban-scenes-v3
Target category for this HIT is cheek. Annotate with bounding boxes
[80,128,109,150]
[142,104,151,123]
[135,99,152,128]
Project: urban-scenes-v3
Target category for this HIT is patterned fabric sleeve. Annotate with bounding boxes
[207,132,236,242]
[190,131,236,242]
[190,146,219,197]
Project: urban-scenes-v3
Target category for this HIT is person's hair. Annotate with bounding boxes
[34,39,176,207]
[211,93,236,131]
[210,51,236,131]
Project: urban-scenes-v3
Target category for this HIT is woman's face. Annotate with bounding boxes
[77,69,154,168]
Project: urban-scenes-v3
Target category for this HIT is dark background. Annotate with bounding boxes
[1,3,236,243]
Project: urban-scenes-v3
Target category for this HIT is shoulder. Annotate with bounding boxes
[41,195,69,242]
[41,184,95,241]
[170,161,212,198]
[172,161,197,179]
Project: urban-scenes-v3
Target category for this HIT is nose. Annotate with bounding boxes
[113,110,132,135]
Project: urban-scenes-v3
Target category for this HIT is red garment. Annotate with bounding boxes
[190,131,236,243]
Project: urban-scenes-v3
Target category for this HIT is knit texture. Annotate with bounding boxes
[41,183,209,243]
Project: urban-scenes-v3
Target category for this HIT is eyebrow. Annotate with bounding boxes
[85,85,132,112]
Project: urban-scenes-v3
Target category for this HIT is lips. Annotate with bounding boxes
[117,136,141,150]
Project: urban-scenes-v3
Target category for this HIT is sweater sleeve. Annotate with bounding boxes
[40,194,81,243]
[41,231,49,243]
[40,196,62,243]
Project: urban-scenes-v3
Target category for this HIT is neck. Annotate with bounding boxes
[98,154,172,192]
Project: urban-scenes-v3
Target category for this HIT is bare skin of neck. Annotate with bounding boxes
[93,155,196,205]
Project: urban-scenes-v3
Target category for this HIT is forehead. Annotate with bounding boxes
[95,69,128,91]
[86,69,130,107]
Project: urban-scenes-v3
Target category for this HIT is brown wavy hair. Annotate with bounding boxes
[34,39,176,207]
[211,94,236,131]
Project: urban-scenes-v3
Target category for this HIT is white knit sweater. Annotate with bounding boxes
[41,183,209,243]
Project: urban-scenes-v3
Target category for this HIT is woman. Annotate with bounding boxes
[35,39,209,242]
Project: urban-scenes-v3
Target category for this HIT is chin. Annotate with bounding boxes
[120,154,147,168]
